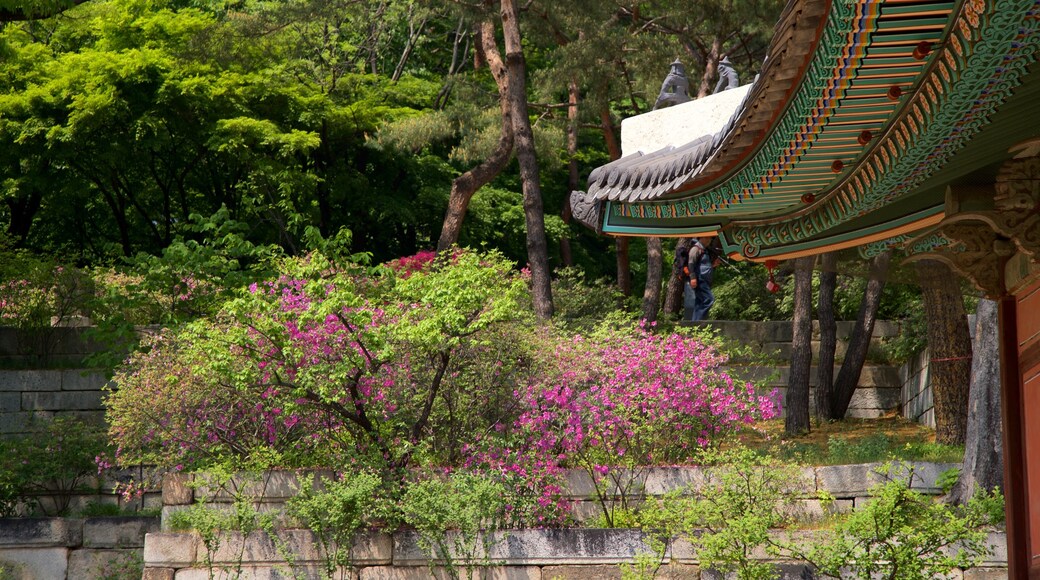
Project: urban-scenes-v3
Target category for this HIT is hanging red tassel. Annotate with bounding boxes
[765,259,781,293]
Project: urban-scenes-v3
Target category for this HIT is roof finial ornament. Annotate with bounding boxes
[652,58,691,110]
[714,55,739,93]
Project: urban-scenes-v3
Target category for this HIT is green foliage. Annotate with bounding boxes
[399,472,511,580]
[936,467,961,494]
[286,472,382,579]
[549,266,626,333]
[807,464,997,579]
[769,433,964,466]
[0,416,110,516]
[639,447,800,580]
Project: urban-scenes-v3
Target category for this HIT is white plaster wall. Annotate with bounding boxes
[620,84,752,157]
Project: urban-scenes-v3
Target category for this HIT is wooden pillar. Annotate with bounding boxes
[1002,279,1040,578]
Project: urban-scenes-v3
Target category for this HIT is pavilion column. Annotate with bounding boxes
[998,294,1029,578]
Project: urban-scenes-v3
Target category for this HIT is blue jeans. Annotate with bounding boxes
[683,277,715,321]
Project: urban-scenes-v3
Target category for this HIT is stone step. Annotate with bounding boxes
[682,320,901,344]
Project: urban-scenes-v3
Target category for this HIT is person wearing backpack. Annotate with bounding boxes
[680,236,718,321]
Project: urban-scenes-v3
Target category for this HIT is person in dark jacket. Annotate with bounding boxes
[682,237,717,321]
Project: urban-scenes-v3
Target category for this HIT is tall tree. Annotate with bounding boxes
[664,238,693,316]
[501,0,553,319]
[786,256,815,435]
[815,252,838,421]
[642,237,664,324]
[950,298,1003,504]
[830,251,890,419]
[437,18,514,251]
[915,259,972,445]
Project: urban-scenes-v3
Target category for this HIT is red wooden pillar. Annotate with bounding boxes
[1002,279,1040,578]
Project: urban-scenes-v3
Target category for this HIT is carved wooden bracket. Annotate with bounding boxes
[902,156,1040,298]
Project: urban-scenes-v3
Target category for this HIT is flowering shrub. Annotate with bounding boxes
[469,330,781,526]
[106,248,534,479]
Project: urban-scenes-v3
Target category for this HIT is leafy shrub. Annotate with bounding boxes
[807,464,998,579]
[637,447,805,580]
[400,472,513,580]
[550,266,626,333]
[106,248,536,484]
[0,416,111,516]
[286,472,383,578]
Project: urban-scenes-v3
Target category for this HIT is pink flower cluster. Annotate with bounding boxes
[516,332,780,463]
[466,330,780,525]
[385,250,437,279]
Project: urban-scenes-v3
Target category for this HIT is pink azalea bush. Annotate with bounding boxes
[466,329,781,525]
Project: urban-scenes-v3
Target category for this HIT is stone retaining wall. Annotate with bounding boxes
[0,516,158,579]
[140,528,1008,579]
[159,462,960,530]
[0,369,111,438]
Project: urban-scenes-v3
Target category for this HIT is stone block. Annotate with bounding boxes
[0,393,19,413]
[844,388,902,411]
[144,532,199,567]
[0,547,69,579]
[175,566,339,579]
[644,467,708,495]
[0,370,62,392]
[962,567,1008,579]
[84,516,160,548]
[206,530,390,567]
[396,529,653,567]
[0,517,83,547]
[978,532,1007,566]
[816,464,886,497]
[143,568,176,580]
[163,474,194,506]
[901,462,962,494]
[68,548,142,579]
[61,369,111,391]
[194,469,334,503]
[359,566,536,580]
[702,563,818,579]
[539,564,620,579]
[21,390,104,411]
[0,412,48,435]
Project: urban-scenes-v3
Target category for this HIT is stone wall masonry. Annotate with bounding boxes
[160,462,960,532]
[902,348,935,427]
[141,527,1008,580]
[0,516,157,579]
[0,368,111,438]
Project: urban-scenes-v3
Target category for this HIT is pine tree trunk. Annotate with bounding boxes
[501,0,553,320]
[786,256,815,435]
[950,298,1003,504]
[663,239,693,316]
[831,251,890,419]
[915,259,971,445]
[560,79,579,267]
[642,237,663,324]
[616,238,632,296]
[437,20,514,252]
[815,252,838,421]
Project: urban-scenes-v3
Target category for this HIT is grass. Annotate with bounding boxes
[725,414,965,465]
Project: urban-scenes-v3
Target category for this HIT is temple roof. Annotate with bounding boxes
[571,0,1040,262]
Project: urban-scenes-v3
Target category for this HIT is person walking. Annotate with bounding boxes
[682,237,717,321]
